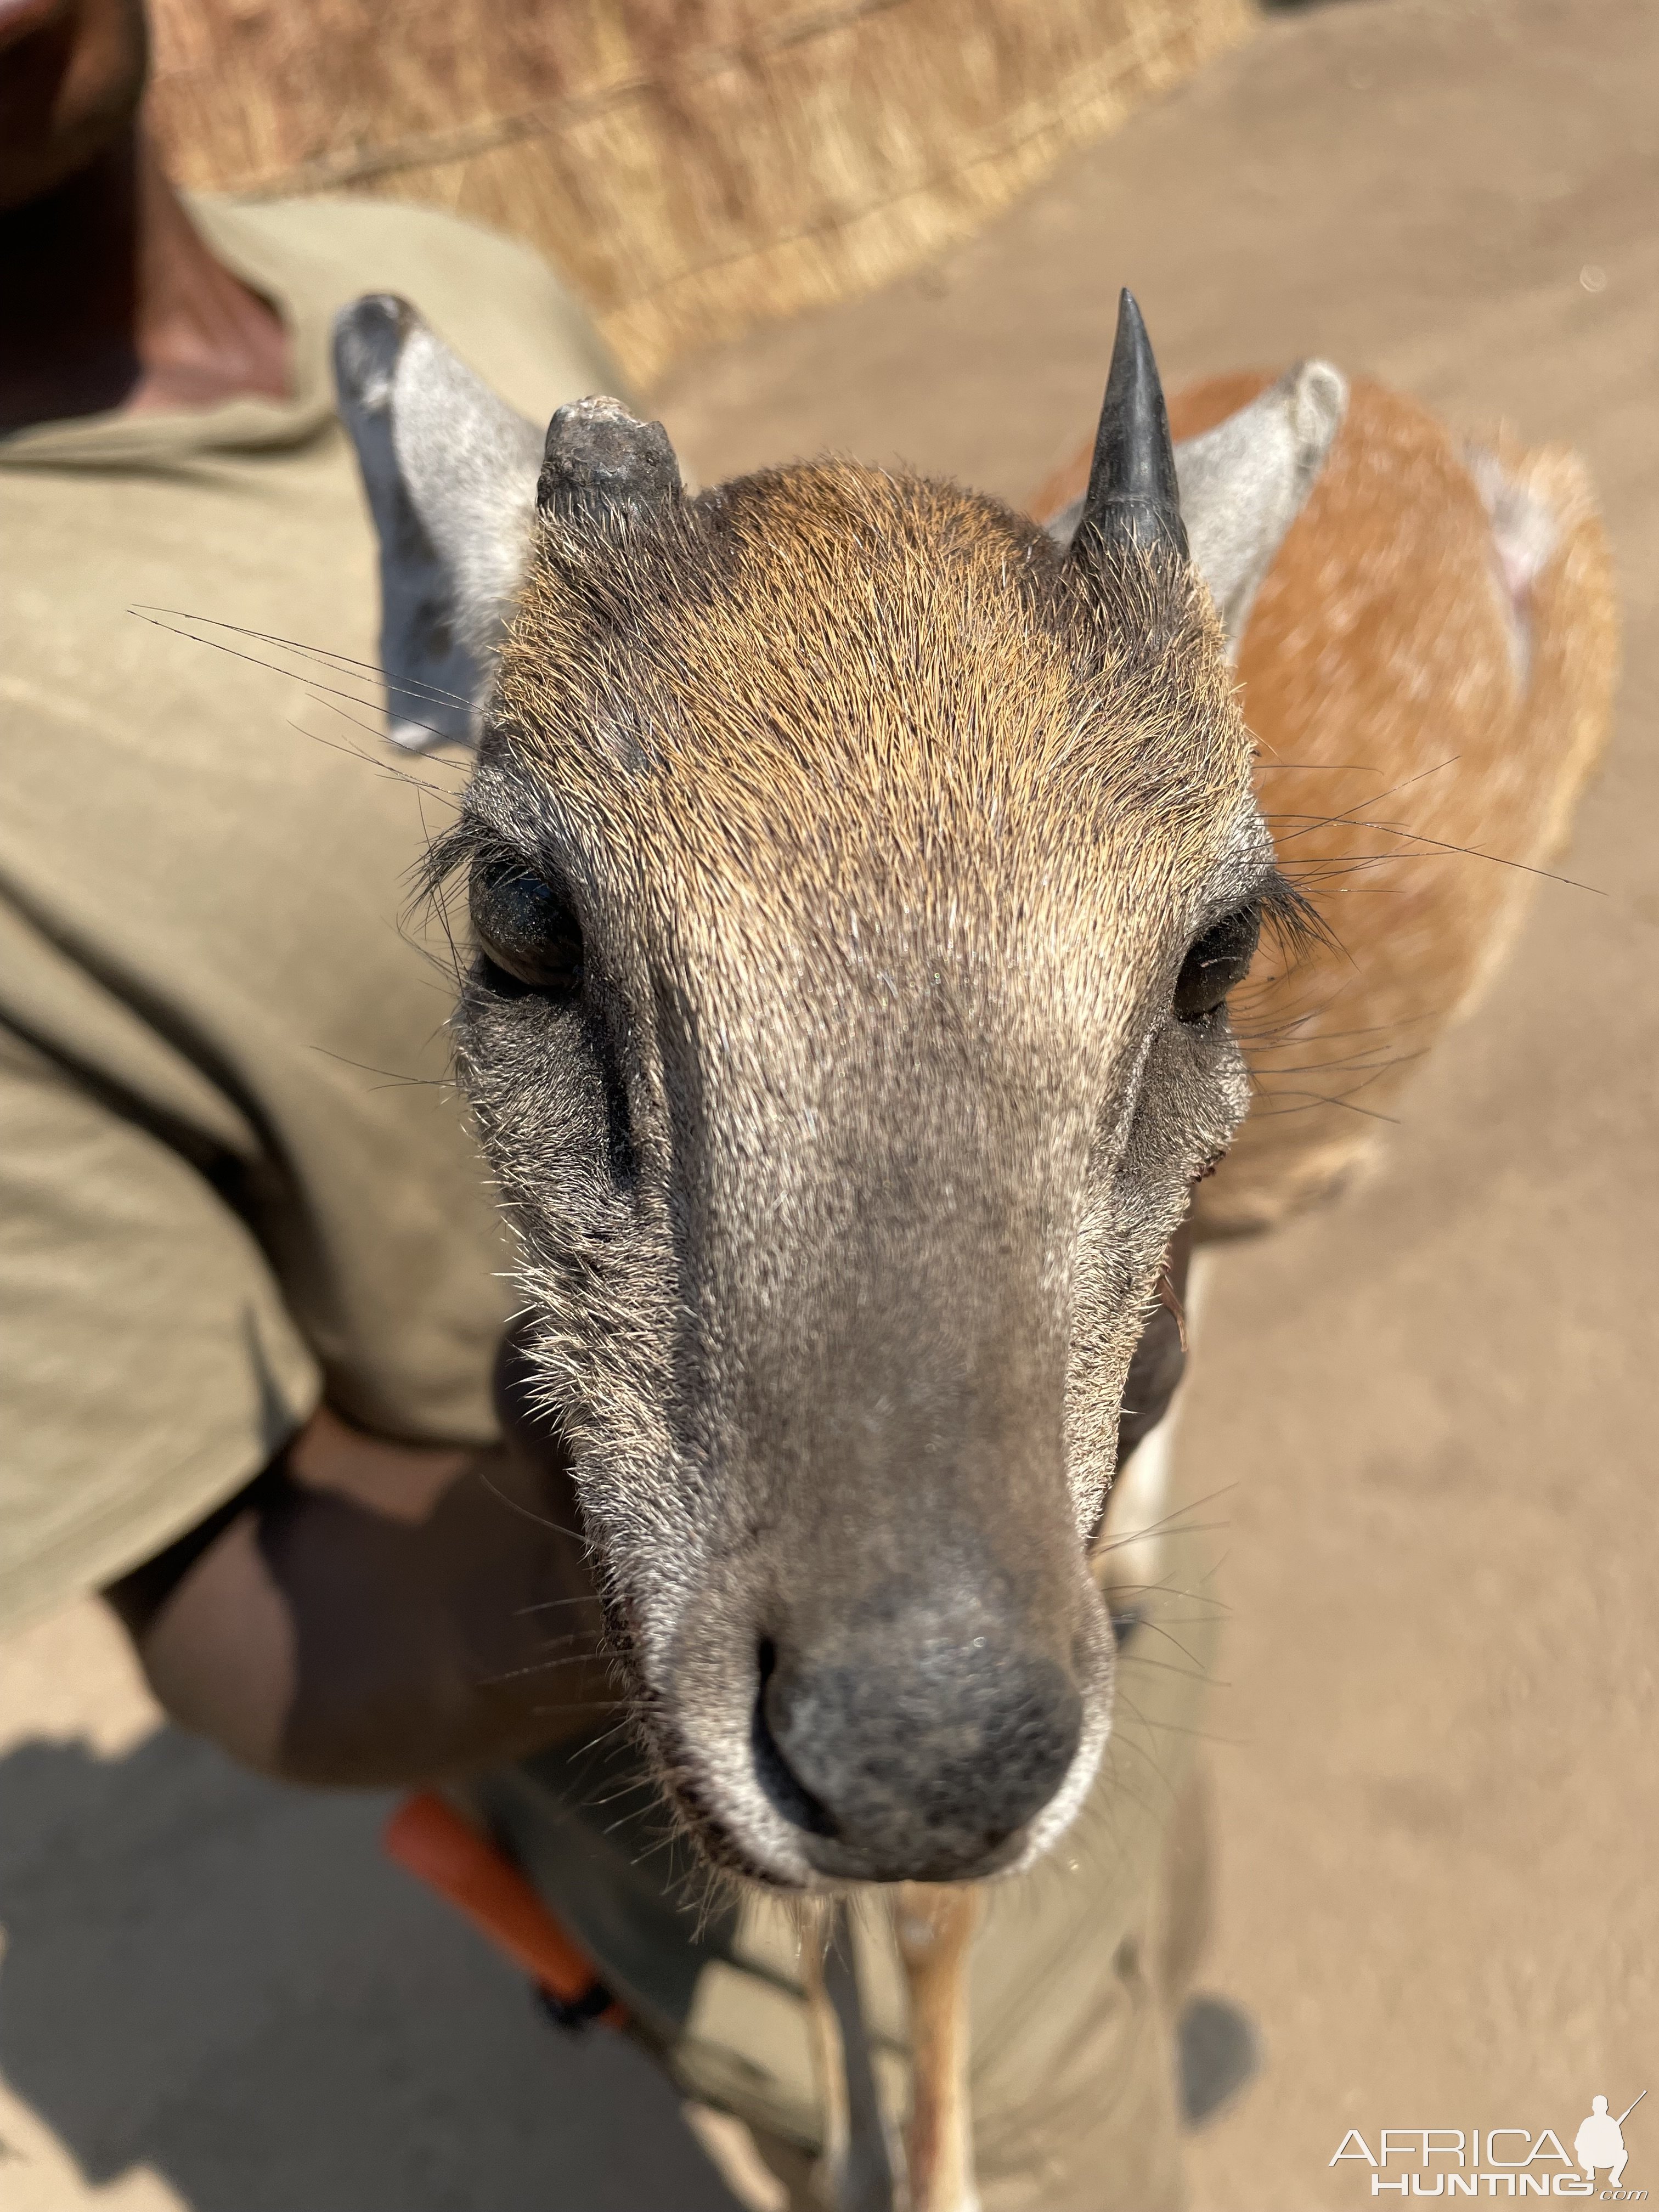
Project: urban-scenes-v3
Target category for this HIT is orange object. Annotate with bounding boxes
[385,1790,625,2027]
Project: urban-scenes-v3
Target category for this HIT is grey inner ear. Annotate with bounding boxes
[1047,360,1348,660]
[334,297,543,753]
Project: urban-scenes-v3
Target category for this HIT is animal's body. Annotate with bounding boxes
[334,297,1615,2211]
[1042,373,1617,1235]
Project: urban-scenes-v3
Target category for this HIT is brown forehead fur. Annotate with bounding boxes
[484,461,1251,999]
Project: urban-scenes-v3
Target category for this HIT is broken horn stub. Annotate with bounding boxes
[1071,288,1189,567]
[331,292,418,415]
[536,397,681,525]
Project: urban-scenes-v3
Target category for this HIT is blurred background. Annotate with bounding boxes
[3,0,1655,2204]
[140,0,1255,387]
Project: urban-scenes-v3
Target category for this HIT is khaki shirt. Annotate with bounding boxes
[0,195,618,1633]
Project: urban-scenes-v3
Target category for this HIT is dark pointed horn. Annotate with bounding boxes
[537,396,680,526]
[1070,290,1188,566]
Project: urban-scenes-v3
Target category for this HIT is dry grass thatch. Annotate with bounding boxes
[148,0,1254,386]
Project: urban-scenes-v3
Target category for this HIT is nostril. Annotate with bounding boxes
[752,1639,838,1838]
[753,1632,1084,1879]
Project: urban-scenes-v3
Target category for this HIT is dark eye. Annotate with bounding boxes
[469,861,585,997]
[1173,902,1261,1023]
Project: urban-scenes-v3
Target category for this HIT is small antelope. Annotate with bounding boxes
[334,289,1612,2209]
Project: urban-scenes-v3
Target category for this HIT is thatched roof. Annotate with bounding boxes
[148,0,1253,386]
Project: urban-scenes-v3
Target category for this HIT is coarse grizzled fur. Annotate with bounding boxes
[435,458,1271,1887]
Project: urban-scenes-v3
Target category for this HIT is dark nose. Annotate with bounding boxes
[753,1632,1083,1882]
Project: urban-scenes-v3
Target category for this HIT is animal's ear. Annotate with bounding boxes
[1172,361,1348,653]
[1047,359,1348,659]
[334,296,686,751]
[334,295,544,751]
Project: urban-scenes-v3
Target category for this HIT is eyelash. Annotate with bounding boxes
[1173,871,1321,1023]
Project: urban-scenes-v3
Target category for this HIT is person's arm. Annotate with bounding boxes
[105,1341,613,1786]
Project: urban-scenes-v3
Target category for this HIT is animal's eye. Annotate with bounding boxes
[1173,902,1261,1023]
[469,861,585,997]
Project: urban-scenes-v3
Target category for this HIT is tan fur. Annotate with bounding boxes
[495,464,1247,972]
[1035,377,1618,1232]
[461,465,1266,1904]
[461,457,1267,2192]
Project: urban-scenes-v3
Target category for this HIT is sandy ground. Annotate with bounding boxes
[3,0,1654,2204]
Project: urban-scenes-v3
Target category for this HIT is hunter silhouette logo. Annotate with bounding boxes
[1331,2093,1646,2197]
[1576,2096,1644,2192]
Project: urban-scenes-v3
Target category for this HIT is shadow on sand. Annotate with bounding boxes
[0,1725,739,2211]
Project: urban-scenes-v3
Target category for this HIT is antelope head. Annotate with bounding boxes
[335,293,1343,1889]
